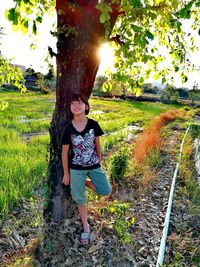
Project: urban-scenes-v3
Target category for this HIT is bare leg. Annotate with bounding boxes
[77,204,90,245]
[86,179,96,191]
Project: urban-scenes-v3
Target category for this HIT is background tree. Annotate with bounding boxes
[162,84,179,103]
[4,0,200,220]
[94,75,128,96]
[0,27,25,92]
[45,64,56,81]
[176,87,189,99]
[189,81,200,104]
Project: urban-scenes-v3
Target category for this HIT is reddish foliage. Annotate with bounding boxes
[133,110,183,163]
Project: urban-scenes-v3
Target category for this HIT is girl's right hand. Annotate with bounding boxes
[62,173,70,185]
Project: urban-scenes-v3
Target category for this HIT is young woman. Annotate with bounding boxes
[61,93,111,245]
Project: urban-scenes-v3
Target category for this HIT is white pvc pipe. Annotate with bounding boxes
[156,125,191,267]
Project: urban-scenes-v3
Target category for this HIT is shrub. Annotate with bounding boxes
[108,143,130,184]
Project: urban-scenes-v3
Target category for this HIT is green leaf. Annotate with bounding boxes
[174,66,179,72]
[7,8,15,21]
[134,37,147,48]
[0,75,5,85]
[176,21,182,33]
[100,13,106,23]
[5,10,10,20]
[19,1,26,12]
[182,75,188,83]
[132,24,142,32]
[118,74,128,83]
[162,77,166,84]
[130,69,135,76]
[126,30,132,37]
[135,88,141,97]
[32,21,37,34]
[198,28,200,36]
[26,8,33,15]
[21,19,29,35]
[95,2,105,12]
[153,73,160,80]
[138,77,144,85]
[145,31,154,40]
[36,16,43,23]
[102,81,112,92]
[100,11,110,24]
[129,0,141,7]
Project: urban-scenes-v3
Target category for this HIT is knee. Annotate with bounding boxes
[97,184,112,196]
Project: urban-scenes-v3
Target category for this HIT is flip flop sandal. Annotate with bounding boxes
[80,232,91,246]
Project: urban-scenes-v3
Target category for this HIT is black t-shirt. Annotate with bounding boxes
[61,118,104,170]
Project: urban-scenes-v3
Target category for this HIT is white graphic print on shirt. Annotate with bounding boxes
[71,129,99,166]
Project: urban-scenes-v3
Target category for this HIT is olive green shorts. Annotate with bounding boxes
[70,167,112,205]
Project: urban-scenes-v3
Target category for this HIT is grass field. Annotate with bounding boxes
[0,90,188,217]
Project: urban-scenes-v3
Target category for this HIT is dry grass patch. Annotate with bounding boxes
[133,110,184,163]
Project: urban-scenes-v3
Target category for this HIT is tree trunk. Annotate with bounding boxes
[46,0,120,221]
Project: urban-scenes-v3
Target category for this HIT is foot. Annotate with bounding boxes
[80,231,91,246]
[86,179,96,191]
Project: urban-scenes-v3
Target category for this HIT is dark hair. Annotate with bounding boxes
[69,93,90,115]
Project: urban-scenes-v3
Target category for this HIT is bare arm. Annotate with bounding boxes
[95,136,102,164]
[62,144,70,185]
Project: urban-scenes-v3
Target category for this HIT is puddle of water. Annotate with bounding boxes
[90,110,105,115]
[21,131,49,143]
[127,125,143,132]
[125,126,141,142]
[103,124,143,150]
[17,115,51,124]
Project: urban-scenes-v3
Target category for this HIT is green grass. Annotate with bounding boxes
[166,132,200,267]
[0,135,49,217]
[0,90,184,218]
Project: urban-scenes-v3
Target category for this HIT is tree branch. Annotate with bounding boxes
[108,34,125,45]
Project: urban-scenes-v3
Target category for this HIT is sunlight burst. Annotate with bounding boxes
[98,43,115,73]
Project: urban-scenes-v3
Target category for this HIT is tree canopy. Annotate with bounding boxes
[2,0,200,94]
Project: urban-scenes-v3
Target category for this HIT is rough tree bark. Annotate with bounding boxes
[47,0,120,221]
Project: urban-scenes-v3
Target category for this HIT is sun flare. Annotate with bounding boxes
[98,43,115,73]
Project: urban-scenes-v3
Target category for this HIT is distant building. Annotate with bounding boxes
[25,75,37,87]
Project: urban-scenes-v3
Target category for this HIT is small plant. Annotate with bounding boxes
[97,201,135,244]
[145,148,164,169]
[108,142,130,184]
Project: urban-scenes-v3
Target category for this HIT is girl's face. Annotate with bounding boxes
[70,98,88,115]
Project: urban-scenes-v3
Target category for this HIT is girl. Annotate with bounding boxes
[61,93,111,245]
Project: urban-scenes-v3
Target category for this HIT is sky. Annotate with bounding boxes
[0,0,57,73]
[0,0,200,89]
